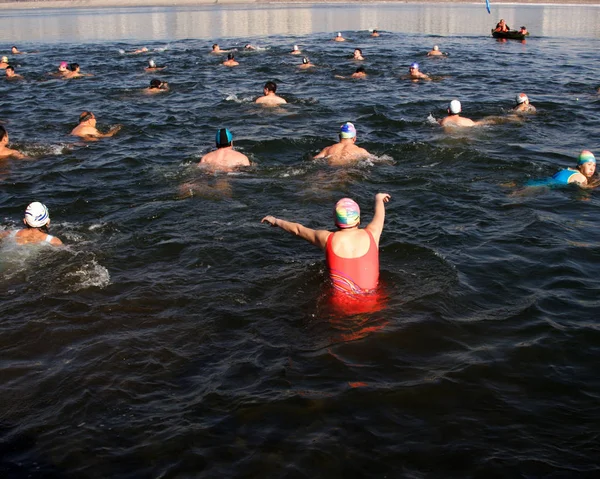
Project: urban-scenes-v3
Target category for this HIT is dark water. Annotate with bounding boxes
[1,4,600,478]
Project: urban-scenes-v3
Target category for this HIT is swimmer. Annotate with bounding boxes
[51,61,70,77]
[298,57,315,70]
[211,43,229,54]
[261,193,391,296]
[550,150,596,187]
[5,65,23,80]
[290,45,301,55]
[407,62,430,80]
[334,32,346,42]
[130,47,149,54]
[11,46,23,55]
[351,66,367,79]
[255,81,287,106]
[371,29,380,37]
[0,56,9,69]
[65,63,93,79]
[244,44,256,50]
[352,48,365,61]
[313,122,370,165]
[222,52,239,67]
[519,26,528,35]
[70,111,122,140]
[427,45,446,56]
[145,59,166,72]
[198,128,250,172]
[0,202,62,246]
[145,78,169,94]
[513,93,536,114]
[494,19,510,33]
[439,100,481,128]
[0,126,26,159]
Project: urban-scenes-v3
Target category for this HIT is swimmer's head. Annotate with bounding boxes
[293,45,299,51]
[356,66,366,74]
[577,150,596,165]
[79,111,95,123]
[1,56,8,63]
[149,78,162,89]
[302,57,309,64]
[24,202,50,228]
[409,62,419,71]
[264,81,277,93]
[340,122,357,139]
[227,53,235,60]
[0,125,7,142]
[216,128,233,148]
[59,61,68,71]
[148,59,156,68]
[449,99,462,115]
[337,32,342,37]
[334,198,360,229]
[212,44,219,51]
[433,45,439,51]
[69,63,79,72]
[516,93,528,104]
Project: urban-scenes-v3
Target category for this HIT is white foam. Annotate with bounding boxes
[65,259,110,292]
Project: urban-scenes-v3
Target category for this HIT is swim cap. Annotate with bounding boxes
[340,122,357,139]
[59,61,68,68]
[302,57,309,64]
[148,59,156,68]
[293,45,299,50]
[227,53,234,60]
[410,62,419,69]
[1,56,7,63]
[337,32,342,37]
[433,45,439,51]
[577,150,596,165]
[216,128,233,147]
[449,100,461,114]
[24,202,50,228]
[334,198,360,229]
[516,93,528,104]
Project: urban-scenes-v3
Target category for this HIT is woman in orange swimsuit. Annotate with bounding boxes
[261,193,391,296]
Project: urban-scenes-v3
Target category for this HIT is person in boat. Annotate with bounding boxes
[427,45,446,56]
[298,57,315,70]
[352,48,365,61]
[145,59,166,72]
[494,19,510,33]
[0,56,9,69]
[0,126,26,159]
[549,150,596,187]
[261,193,391,297]
[5,65,23,81]
[71,111,122,140]
[290,45,301,55]
[513,93,536,114]
[145,78,169,94]
[407,62,430,80]
[198,128,250,172]
[255,81,287,106]
[313,122,370,165]
[334,32,346,42]
[371,29,380,37]
[518,26,528,35]
[0,202,62,246]
[222,52,239,67]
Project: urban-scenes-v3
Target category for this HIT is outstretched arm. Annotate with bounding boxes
[365,193,391,246]
[100,125,122,138]
[261,216,330,249]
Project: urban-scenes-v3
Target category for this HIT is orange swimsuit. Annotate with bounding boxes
[325,230,379,295]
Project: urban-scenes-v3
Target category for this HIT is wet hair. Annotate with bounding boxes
[227,53,234,60]
[0,126,7,141]
[79,111,94,123]
[212,43,218,50]
[264,81,277,93]
[373,30,378,33]
[355,66,366,73]
[6,65,14,72]
[11,45,17,50]
[354,48,362,55]
[150,79,162,89]
[69,63,79,71]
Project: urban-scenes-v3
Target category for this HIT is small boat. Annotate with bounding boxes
[492,29,529,40]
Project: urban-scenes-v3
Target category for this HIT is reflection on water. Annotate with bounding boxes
[1,4,600,43]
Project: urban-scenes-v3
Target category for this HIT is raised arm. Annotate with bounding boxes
[101,125,122,138]
[261,216,330,249]
[365,193,391,245]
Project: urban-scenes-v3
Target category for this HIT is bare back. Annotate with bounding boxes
[440,115,477,128]
[315,142,370,165]
[255,94,287,106]
[199,148,250,172]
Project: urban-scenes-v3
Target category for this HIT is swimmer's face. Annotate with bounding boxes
[579,162,596,178]
[11,47,18,53]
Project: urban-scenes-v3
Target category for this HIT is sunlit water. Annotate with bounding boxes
[1,3,600,477]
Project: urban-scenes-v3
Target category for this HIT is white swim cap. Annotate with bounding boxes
[516,93,528,104]
[1,56,8,63]
[148,59,156,68]
[433,45,439,51]
[24,202,50,228]
[337,32,342,37]
[449,100,461,114]
[293,45,298,50]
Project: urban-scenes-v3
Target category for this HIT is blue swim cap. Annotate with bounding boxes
[216,128,233,147]
[410,62,419,69]
[577,150,596,165]
[340,122,356,139]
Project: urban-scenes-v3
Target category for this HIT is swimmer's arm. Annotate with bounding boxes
[0,231,9,240]
[261,216,330,249]
[49,236,63,246]
[101,125,122,137]
[313,147,329,159]
[365,193,391,245]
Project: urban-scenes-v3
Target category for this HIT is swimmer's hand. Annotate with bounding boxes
[375,193,391,203]
[106,125,123,136]
[261,216,278,227]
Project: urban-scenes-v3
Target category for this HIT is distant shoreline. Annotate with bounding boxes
[1,0,599,12]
